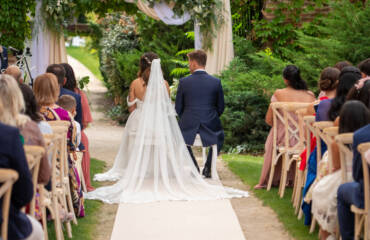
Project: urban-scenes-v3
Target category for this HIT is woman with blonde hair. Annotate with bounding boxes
[0,74,51,184]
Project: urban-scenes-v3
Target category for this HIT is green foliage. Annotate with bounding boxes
[224,155,318,240]
[253,0,329,52]
[66,46,102,80]
[0,0,35,50]
[42,0,76,32]
[78,76,90,90]
[146,0,223,50]
[279,0,370,90]
[230,0,264,38]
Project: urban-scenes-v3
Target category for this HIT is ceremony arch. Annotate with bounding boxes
[31,0,234,78]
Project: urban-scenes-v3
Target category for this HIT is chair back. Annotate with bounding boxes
[335,133,354,183]
[358,143,370,219]
[24,145,45,216]
[0,169,19,240]
[313,121,334,162]
[303,116,316,168]
[271,102,310,158]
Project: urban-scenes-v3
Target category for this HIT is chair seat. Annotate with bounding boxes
[351,204,367,214]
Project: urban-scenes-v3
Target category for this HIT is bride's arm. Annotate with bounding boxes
[164,81,170,97]
[128,82,136,113]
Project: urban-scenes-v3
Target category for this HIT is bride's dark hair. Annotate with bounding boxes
[138,52,159,86]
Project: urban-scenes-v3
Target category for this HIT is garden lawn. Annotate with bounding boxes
[66,46,103,80]
[47,158,106,240]
[223,154,318,240]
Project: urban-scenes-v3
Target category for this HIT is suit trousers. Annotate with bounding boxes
[187,133,224,174]
[337,181,364,240]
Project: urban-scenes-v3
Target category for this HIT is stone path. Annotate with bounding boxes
[68,55,294,240]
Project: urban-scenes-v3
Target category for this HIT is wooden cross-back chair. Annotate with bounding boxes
[352,143,370,240]
[291,108,307,210]
[267,102,311,198]
[0,169,18,240]
[48,124,76,238]
[335,133,354,183]
[41,134,63,240]
[309,123,336,234]
[24,145,45,217]
[294,115,316,219]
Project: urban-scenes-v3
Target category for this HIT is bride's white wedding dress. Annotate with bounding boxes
[85,59,248,203]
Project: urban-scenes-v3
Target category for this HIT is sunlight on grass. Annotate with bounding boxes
[223,154,317,240]
[67,46,103,81]
[47,158,106,240]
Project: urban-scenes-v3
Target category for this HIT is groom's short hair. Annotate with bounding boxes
[187,50,207,67]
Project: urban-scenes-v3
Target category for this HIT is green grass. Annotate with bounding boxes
[66,46,103,80]
[223,154,318,240]
[47,158,106,240]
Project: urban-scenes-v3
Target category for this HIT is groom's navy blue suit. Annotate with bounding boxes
[175,70,224,175]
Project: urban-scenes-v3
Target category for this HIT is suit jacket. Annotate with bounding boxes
[0,123,33,239]
[0,46,8,71]
[175,71,224,146]
[60,87,83,126]
[352,124,370,194]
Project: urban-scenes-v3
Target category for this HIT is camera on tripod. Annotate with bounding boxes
[9,46,32,59]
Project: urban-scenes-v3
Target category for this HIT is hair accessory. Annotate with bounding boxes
[144,57,152,65]
[355,77,370,90]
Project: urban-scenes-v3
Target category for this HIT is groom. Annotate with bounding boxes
[175,50,225,178]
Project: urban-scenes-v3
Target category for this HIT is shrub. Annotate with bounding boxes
[220,57,276,153]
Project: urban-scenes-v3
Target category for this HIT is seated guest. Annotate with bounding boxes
[337,122,370,240]
[19,84,52,134]
[254,65,315,189]
[301,67,340,169]
[0,121,43,239]
[4,65,23,84]
[334,61,352,72]
[61,63,94,191]
[46,64,82,126]
[312,101,370,240]
[302,66,362,225]
[57,95,81,151]
[355,58,370,88]
[33,73,85,217]
[0,74,50,184]
[347,78,370,109]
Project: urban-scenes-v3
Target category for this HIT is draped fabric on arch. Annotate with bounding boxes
[30,0,68,78]
[125,0,234,75]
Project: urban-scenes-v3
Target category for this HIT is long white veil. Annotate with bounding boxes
[86,59,248,203]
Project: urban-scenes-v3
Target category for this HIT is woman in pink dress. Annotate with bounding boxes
[62,63,94,191]
[254,65,315,189]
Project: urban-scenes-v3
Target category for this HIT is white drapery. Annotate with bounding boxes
[31,0,68,78]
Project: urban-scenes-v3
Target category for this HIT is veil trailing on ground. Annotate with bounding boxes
[85,59,248,203]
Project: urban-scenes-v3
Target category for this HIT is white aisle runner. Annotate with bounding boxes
[111,199,246,240]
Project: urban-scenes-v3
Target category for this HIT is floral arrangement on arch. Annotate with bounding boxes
[42,0,76,33]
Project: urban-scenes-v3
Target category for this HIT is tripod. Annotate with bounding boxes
[13,47,34,86]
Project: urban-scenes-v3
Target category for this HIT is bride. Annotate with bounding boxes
[85,52,248,203]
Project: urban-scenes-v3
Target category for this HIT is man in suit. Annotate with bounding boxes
[0,122,43,239]
[46,64,83,126]
[0,45,8,71]
[175,50,225,178]
[337,123,370,240]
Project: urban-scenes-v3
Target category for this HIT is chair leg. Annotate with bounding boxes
[279,155,288,198]
[267,160,277,191]
[364,216,368,240]
[298,206,303,220]
[41,205,49,240]
[53,195,64,240]
[65,181,77,225]
[310,217,316,233]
